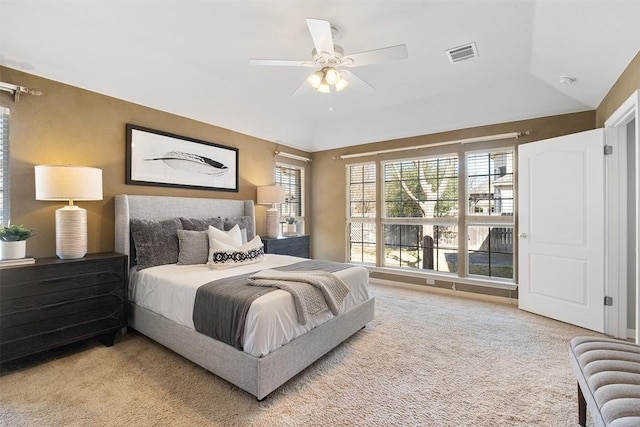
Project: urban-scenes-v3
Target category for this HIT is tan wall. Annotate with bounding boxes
[310,111,595,263]
[0,66,311,258]
[596,51,640,126]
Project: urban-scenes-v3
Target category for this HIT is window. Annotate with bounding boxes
[347,163,376,264]
[467,225,513,278]
[465,149,514,279]
[0,108,9,225]
[346,146,515,284]
[467,150,514,215]
[275,162,304,222]
[382,155,459,272]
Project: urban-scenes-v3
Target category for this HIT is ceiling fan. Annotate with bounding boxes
[249,18,408,94]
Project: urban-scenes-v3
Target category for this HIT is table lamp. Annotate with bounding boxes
[35,165,103,259]
[257,185,285,238]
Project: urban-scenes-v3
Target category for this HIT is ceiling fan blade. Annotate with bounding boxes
[249,58,314,67]
[306,18,335,57]
[343,44,408,67]
[341,70,375,92]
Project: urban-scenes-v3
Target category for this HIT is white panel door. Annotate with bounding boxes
[518,129,605,332]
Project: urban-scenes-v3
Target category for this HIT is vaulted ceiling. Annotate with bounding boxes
[1,1,639,152]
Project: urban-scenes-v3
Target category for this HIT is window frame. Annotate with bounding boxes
[346,162,377,265]
[275,162,305,231]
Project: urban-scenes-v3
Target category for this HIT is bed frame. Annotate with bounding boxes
[114,194,375,400]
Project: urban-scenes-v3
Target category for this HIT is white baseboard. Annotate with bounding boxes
[370,277,517,306]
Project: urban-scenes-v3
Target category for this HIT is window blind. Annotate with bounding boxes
[0,108,9,225]
[275,164,304,218]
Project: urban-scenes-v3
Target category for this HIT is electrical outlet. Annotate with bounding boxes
[426,279,435,285]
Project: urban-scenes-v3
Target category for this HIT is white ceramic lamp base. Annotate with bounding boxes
[56,205,87,259]
[265,208,280,238]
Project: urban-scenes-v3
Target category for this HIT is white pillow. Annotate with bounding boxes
[208,224,242,247]
[208,235,264,269]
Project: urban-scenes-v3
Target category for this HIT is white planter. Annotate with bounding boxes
[0,240,27,260]
[286,224,296,235]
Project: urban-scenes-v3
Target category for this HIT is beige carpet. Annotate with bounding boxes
[1,282,601,426]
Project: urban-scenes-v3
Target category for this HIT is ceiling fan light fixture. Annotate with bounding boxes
[317,82,331,93]
[307,66,348,93]
[335,77,349,92]
[250,18,409,96]
[307,70,324,88]
[324,67,340,85]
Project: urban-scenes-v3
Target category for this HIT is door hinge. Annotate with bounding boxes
[604,145,613,155]
[604,296,614,306]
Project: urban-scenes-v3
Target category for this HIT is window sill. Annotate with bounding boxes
[366,266,518,291]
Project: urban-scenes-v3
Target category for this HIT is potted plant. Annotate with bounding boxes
[284,217,297,235]
[0,224,35,260]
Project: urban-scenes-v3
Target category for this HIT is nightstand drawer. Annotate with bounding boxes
[0,315,124,362]
[0,258,125,293]
[1,294,124,332]
[1,280,123,311]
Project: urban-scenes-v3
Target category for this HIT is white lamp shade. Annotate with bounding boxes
[257,185,285,205]
[35,165,103,201]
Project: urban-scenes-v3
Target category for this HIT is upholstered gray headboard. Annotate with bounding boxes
[114,194,255,263]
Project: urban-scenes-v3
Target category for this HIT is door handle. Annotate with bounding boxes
[519,233,527,238]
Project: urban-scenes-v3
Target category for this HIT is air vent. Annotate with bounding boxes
[446,42,478,63]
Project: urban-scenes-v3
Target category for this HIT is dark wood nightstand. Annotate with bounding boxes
[0,252,127,363]
[262,235,310,258]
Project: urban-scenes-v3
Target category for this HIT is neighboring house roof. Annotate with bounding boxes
[492,174,513,188]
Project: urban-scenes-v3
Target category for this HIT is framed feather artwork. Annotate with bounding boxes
[126,124,239,192]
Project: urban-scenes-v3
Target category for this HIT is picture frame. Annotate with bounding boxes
[126,124,239,192]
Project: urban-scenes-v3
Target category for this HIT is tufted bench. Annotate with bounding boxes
[569,336,640,426]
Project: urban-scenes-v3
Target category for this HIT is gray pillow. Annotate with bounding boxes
[130,218,183,270]
[180,217,223,231]
[177,229,209,265]
[224,216,254,241]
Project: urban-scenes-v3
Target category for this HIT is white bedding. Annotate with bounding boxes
[128,254,370,357]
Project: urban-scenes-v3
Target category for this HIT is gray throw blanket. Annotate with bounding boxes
[248,269,350,325]
[193,260,352,350]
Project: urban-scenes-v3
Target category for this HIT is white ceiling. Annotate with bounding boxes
[1,0,639,152]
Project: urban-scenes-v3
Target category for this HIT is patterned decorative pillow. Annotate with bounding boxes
[208,235,264,269]
[180,217,224,231]
[130,218,183,270]
[177,229,209,265]
[224,216,254,241]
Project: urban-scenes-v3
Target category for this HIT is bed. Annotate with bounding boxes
[114,194,375,400]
